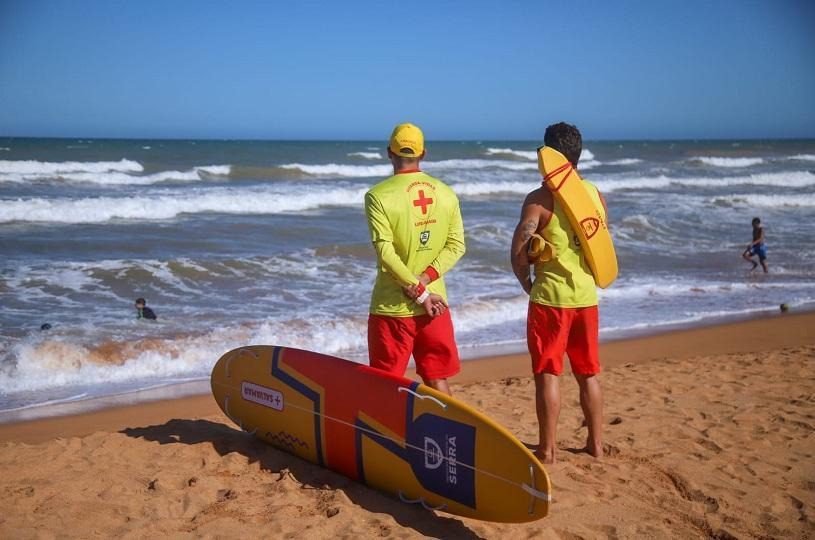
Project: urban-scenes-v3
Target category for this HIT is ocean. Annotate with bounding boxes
[1,137,814,417]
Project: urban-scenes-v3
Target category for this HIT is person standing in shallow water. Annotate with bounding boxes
[742,217,768,273]
[135,298,157,320]
[510,122,606,464]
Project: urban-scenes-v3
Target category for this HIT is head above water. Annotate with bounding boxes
[135,297,147,308]
[752,217,761,227]
[387,123,426,170]
[544,122,582,167]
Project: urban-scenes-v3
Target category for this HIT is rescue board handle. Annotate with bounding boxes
[397,386,447,409]
[223,395,258,436]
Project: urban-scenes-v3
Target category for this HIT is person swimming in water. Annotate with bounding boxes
[135,298,157,320]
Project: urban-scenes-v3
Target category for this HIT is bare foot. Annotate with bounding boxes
[535,449,556,465]
[586,439,603,458]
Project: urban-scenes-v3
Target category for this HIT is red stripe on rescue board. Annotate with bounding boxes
[542,162,571,182]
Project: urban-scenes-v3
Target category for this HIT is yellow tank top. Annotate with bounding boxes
[529,181,601,308]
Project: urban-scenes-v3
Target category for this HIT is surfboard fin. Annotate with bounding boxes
[399,491,448,511]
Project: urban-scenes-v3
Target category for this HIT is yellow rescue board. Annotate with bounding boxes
[211,345,551,523]
[537,146,618,288]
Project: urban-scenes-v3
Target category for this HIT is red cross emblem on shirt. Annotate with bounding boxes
[412,190,433,215]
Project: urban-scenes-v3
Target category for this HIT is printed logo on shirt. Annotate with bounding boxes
[420,231,430,245]
[407,181,437,220]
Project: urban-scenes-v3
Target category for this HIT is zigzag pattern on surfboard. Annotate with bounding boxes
[265,430,310,452]
[211,345,552,522]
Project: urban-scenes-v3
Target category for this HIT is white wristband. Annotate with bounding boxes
[416,290,430,304]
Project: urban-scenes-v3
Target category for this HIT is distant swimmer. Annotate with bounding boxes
[135,298,157,320]
[742,217,768,273]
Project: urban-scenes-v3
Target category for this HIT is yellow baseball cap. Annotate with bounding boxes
[389,123,425,158]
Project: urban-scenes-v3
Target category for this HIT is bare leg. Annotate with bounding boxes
[574,373,603,458]
[534,372,561,464]
[423,377,451,396]
[743,251,758,270]
[760,259,768,273]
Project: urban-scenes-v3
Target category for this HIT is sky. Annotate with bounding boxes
[1,0,814,140]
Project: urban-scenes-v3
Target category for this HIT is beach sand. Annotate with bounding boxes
[1,312,813,538]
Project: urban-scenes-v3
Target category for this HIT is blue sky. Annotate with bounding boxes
[1,1,813,140]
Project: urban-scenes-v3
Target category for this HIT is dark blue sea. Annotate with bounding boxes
[2,138,814,415]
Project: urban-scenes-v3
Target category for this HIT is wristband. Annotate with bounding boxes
[423,266,439,282]
[415,282,429,303]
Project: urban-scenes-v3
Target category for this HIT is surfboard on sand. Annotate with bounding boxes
[537,146,618,288]
[210,345,551,523]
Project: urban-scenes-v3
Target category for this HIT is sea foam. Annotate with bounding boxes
[595,171,815,192]
[0,159,143,175]
[0,185,370,224]
[0,163,231,185]
[347,152,383,160]
[485,148,537,160]
[693,156,765,168]
[710,193,815,208]
[484,147,598,163]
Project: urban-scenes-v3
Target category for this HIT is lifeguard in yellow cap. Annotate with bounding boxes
[364,123,466,396]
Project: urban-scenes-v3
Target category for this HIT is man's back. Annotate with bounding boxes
[530,181,603,308]
[365,170,464,317]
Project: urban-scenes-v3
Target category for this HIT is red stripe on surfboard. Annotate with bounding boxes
[279,348,410,479]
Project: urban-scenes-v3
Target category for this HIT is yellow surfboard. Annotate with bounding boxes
[537,146,618,288]
[211,345,551,523]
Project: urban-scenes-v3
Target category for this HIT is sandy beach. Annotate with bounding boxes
[1,312,813,538]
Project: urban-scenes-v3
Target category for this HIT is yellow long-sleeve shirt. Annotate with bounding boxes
[364,170,465,317]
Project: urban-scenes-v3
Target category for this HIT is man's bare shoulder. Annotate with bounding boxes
[523,186,554,209]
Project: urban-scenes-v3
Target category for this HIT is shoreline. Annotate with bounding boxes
[1,310,812,444]
[1,306,808,424]
[1,313,813,537]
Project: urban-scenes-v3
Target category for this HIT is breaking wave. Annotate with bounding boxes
[693,156,765,168]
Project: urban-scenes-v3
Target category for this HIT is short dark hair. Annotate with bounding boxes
[544,122,582,167]
[135,298,146,306]
[387,148,422,169]
[752,217,761,225]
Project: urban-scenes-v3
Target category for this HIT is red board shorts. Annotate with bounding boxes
[368,310,460,381]
[527,303,600,376]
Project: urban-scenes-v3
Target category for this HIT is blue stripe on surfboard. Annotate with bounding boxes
[354,380,418,484]
[271,346,325,466]
[354,417,410,485]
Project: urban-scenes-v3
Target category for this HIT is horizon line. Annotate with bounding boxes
[2,134,815,144]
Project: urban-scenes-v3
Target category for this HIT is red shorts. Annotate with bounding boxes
[368,310,460,380]
[527,303,600,376]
